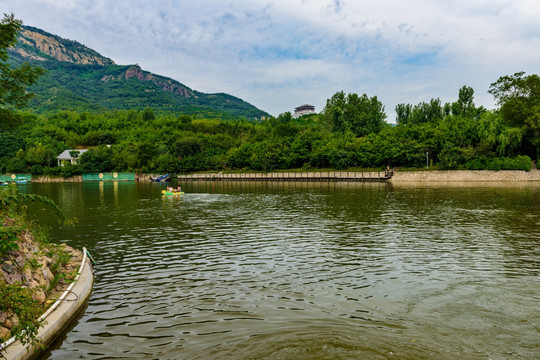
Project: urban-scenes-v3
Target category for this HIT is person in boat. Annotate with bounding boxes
[167,186,173,192]
[177,186,182,192]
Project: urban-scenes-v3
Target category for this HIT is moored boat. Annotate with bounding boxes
[150,174,170,182]
[0,247,94,359]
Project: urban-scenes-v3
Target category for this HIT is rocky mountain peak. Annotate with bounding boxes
[14,25,114,66]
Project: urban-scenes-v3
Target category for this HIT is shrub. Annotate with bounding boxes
[465,155,532,171]
[509,155,533,171]
[30,164,44,174]
[43,166,61,176]
[0,284,44,346]
[438,146,464,169]
[59,164,82,178]
[0,225,21,255]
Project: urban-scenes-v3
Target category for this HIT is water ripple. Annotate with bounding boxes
[30,182,540,360]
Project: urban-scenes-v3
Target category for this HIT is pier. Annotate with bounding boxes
[177,170,393,182]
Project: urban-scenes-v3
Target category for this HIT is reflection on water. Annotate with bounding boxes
[27,181,539,360]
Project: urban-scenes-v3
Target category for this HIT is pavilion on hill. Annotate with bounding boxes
[293,104,315,118]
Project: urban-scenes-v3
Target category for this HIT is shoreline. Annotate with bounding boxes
[16,169,540,183]
[1,247,93,360]
[389,168,540,182]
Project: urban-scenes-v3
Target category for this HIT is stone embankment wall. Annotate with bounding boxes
[32,174,152,182]
[0,233,83,340]
[390,169,540,182]
[33,176,82,182]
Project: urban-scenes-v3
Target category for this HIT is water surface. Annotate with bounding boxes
[26,181,539,359]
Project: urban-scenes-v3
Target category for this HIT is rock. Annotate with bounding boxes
[38,257,52,269]
[0,326,11,339]
[4,316,15,330]
[28,279,40,289]
[0,269,9,282]
[7,315,18,329]
[0,312,8,324]
[32,290,47,305]
[5,273,23,285]
[42,267,53,281]
[1,263,14,274]
[12,253,24,266]
[23,268,32,282]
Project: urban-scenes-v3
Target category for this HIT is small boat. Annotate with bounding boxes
[150,174,170,182]
[1,247,93,359]
[162,190,184,196]
[0,181,8,186]
[16,177,28,184]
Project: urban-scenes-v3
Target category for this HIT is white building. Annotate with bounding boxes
[293,104,315,118]
[57,149,88,166]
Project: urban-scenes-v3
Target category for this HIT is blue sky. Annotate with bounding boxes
[2,0,540,120]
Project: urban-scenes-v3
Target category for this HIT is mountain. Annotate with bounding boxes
[9,25,269,120]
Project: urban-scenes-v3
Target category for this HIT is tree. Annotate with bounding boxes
[346,93,386,137]
[322,91,386,137]
[452,86,475,118]
[489,72,540,160]
[142,107,155,121]
[0,132,23,163]
[411,99,443,125]
[321,91,347,133]
[395,99,443,126]
[79,146,113,172]
[0,14,44,117]
[395,103,412,126]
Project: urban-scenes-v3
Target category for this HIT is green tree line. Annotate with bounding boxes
[1,81,537,176]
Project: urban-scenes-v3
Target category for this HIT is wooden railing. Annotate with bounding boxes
[177,170,393,182]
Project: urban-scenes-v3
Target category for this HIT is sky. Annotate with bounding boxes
[2,0,540,120]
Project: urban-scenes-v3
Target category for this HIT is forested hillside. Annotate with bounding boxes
[8,25,269,120]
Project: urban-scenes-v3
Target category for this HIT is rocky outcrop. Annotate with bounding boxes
[123,65,192,97]
[14,26,114,66]
[0,230,83,341]
[124,65,146,81]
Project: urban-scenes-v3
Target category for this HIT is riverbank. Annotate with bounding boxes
[389,168,540,182]
[0,234,83,340]
[16,168,540,183]
[1,245,93,360]
[0,185,94,359]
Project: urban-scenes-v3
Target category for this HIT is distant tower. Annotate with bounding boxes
[293,104,315,118]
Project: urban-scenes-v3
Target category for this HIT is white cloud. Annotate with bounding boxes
[2,0,540,118]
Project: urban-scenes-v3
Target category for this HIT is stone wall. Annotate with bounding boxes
[33,176,82,182]
[390,169,540,182]
[0,232,83,340]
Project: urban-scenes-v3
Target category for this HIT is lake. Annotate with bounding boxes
[25,180,538,359]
